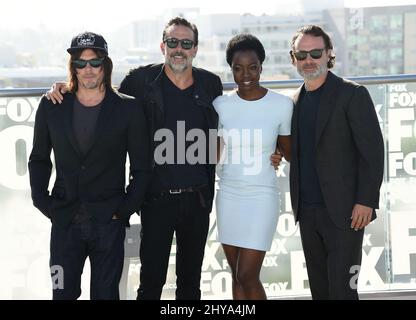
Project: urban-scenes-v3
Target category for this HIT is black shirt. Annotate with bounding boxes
[298,84,325,208]
[149,73,209,192]
[73,98,102,156]
[72,98,102,223]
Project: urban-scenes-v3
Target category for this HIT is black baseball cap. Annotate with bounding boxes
[67,31,108,55]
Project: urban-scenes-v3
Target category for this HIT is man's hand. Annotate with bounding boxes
[112,213,119,220]
[270,151,283,170]
[45,82,68,104]
[351,204,373,231]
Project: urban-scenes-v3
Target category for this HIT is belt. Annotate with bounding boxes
[165,186,198,195]
[146,184,208,207]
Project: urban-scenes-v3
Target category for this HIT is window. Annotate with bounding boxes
[370,15,388,32]
[390,14,403,29]
[390,32,403,45]
[390,48,403,60]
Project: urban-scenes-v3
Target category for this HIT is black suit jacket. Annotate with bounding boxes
[28,90,151,228]
[289,71,384,229]
[119,63,223,212]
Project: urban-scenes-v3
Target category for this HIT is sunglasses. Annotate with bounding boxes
[164,38,195,50]
[292,49,325,61]
[72,57,105,69]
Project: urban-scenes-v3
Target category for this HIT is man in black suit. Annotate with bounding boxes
[28,31,150,300]
[273,25,384,299]
[118,17,222,300]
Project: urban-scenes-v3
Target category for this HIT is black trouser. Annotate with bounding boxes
[298,206,364,300]
[49,218,126,300]
[137,190,210,300]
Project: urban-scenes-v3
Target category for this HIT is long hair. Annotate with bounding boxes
[290,25,336,68]
[67,49,113,93]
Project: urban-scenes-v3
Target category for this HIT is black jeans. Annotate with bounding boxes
[49,218,126,300]
[298,206,364,300]
[137,190,210,300]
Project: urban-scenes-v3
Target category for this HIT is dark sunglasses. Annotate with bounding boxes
[164,38,195,50]
[72,57,105,69]
[292,49,325,61]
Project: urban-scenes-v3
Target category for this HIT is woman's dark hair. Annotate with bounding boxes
[290,25,336,68]
[226,33,265,67]
[67,49,113,93]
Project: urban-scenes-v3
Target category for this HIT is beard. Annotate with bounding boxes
[297,63,327,80]
[166,52,194,74]
[82,79,100,89]
[77,71,104,90]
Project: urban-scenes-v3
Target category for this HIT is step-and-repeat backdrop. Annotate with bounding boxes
[1,83,415,299]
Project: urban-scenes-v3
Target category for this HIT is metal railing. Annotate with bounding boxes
[1,74,416,97]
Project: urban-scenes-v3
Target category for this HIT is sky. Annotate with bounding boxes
[0,0,416,32]
[1,0,416,31]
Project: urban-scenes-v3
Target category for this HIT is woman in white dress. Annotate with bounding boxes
[213,34,292,300]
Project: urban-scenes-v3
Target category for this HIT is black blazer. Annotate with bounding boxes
[119,63,223,212]
[28,90,151,228]
[289,71,384,229]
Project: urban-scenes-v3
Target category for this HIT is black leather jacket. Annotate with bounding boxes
[119,63,223,212]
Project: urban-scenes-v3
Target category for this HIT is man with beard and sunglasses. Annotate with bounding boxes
[119,16,223,300]
[29,31,150,299]
[46,17,222,300]
[271,25,384,299]
[122,17,223,300]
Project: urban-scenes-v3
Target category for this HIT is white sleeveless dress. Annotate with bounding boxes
[213,90,293,251]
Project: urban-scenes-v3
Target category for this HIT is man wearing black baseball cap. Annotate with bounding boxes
[67,31,109,54]
[29,31,150,300]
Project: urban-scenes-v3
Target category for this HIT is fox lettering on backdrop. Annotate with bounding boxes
[1,84,416,298]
